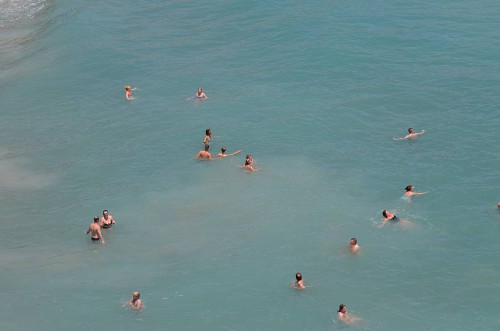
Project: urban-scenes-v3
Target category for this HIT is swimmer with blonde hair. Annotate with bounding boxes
[290,272,305,289]
[393,127,425,140]
[123,291,142,311]
[124,86,137,100]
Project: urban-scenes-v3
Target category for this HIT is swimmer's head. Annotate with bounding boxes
[103,209,108,216]
[350,238,357,245]
[133,292,140,300]
[295,273,302,281]
[125,86,131,91]
[338,304,347,313]
[382,210,389,218]
[93,216,99,222]
[246,154,252,160]
[204,144,210,151]
[405,185,413,192]
[221,146,226,153]
[245,160,250,166]
[206,129,211,136]
[408,128,414,133]
[198,87,203,93]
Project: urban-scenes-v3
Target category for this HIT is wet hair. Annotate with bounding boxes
[245,160,250,166]
[206,129,211,136]
[221,146,226,153]
[405,185,413,192]
[338,304,346,312]
[295,273,302,281]
[93,216,99,222]
[408,128,413,133]
[350,238,357,245]
[382,210,389,218]
[246,154,252,159]
[103,209,108,214]
[204,144,210,151]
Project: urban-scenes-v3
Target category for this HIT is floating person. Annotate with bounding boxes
[393,127,425,140]
[216,146,242,158]
[123,291,143,311]
[404,185,427,197]
[86,216,105,243]
[291,272,305,289]
[240,159,258,171]
[379,210,412,228]
[125,85,137,100]
[337,304,362,325]
[194,144,213,160]
[195,87,207,99]
[349,238,361,254]
[100,209,115,229]
[203,129,212,146]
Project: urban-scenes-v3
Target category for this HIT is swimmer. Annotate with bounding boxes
[240,159,258,171]
[379,210,412,228]
[245,154,254,165]
[349,238,360,254]
[393,127,425,140]
[498,201,500,209]
[203,129,212,146]
[216,146,242,158]
[100,209,115,229]
[86,216,105,243]
[404,185,427,197]
[124,291,142,311]
[337,304,361,325]
[291,272,305,289]
[195,87,207,99]
[194,144,213,160]
[125,85,137,100]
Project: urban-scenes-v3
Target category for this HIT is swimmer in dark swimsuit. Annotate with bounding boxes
[379,210,412,228]
[203,129,212,146]
[86,216,105,243]
[379,210,399,227]
[100,210,115,229]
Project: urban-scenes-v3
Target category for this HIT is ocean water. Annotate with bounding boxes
[1,0,500,330]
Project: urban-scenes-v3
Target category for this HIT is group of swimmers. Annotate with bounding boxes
[289,129,428,325]
[120,87,442,320]
[194,128,259,171]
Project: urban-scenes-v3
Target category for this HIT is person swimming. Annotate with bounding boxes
[240,159,258,171]
[393,127,425,140]
[216,146,242,158]
[337,304,361,325]
[125,86,137,100]
[404,185,427,197]
[349,238,360,254]
[291,272,305,289]
[195,87,207,99]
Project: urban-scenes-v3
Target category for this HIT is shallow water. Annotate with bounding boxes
[1,0,500,330]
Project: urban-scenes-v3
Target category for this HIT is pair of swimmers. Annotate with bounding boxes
[85,210,115,243]
[380,185,427,227]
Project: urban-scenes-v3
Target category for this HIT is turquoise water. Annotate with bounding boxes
[1,0,500,330]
